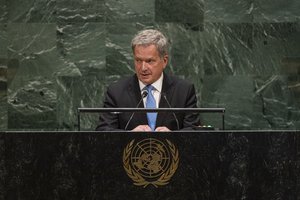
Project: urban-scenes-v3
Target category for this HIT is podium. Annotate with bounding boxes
[1,130,300,199]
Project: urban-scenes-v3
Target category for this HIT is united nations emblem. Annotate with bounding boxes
[123,138,179,188]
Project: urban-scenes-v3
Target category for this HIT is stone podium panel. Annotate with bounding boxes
[1,131,299,200]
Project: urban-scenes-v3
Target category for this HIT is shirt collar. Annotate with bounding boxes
[138,73,163,93]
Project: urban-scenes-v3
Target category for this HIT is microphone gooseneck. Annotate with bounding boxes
[162,93,208,130]
[124,90,148,130]
[162,93,180,130]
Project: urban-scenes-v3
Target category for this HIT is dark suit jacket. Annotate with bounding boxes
[96,73,200,131]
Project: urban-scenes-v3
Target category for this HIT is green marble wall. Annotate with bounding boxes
[0,0,299,130]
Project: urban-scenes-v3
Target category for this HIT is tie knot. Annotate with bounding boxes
[146,85,154,92]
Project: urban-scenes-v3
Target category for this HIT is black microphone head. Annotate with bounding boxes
[161,92,180,130]
[142,90,148,98]
[125,89,148,130]
[162,92,170,98]
[162,93,169,103]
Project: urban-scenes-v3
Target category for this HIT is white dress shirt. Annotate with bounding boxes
[138,73,163,108]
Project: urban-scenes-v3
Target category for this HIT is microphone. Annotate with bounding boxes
[162,94,212,131]
[124,90,148,130]
[161,93,180,130]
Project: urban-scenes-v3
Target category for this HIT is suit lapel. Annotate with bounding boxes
[128,74,148,125]
[156,73,175,127]
[127,73,175,129]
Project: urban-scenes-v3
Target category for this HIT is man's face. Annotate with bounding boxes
[133,44,168,85]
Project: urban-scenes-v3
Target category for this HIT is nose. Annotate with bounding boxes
[141,61,148,71]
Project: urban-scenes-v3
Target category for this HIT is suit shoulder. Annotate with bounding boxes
[168,74,194,87]
[107,76,134,91]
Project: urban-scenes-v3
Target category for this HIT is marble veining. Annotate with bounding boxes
[0,0,299,130]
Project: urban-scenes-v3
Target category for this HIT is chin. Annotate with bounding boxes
[140,77,152,84]
[141,80,151,85]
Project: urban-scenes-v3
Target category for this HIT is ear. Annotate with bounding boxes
[163,54,168,68]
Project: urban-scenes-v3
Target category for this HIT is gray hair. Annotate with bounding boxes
[131,29,168,58]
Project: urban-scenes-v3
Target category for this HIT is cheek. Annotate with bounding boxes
[157,63,166,72]
[134,63,141,70]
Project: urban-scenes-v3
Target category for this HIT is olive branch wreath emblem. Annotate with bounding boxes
[123,139,179,188]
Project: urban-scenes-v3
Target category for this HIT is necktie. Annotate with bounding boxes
[146,85,157,131]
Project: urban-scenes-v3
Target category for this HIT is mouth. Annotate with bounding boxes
[140,73,151,78]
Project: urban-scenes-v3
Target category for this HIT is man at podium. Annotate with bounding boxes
[96,29,200,131]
